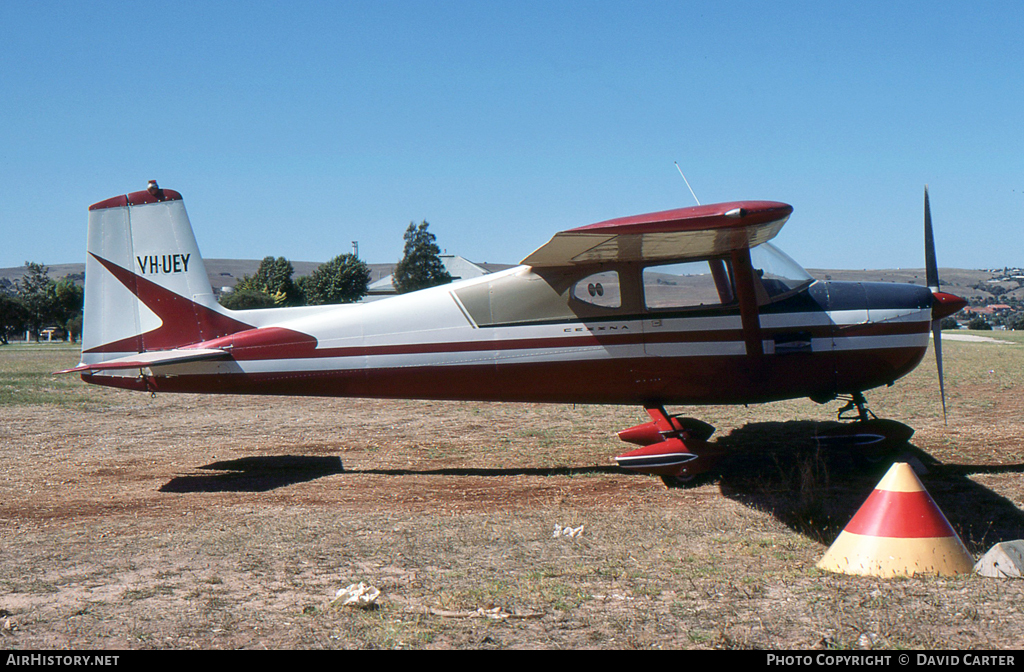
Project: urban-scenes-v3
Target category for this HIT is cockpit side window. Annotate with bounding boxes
[642,258,736,310]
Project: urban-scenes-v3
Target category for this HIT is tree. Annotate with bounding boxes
[303,254,371,305]
[0,293,28,345]
[48,276,84,341]
[968,316,992,331]
[9,264,84,342]
[393,221,452,294]
[65,314,83,342]
[220,288,278,310]
[234,256,302,306]
[17,262,52,341]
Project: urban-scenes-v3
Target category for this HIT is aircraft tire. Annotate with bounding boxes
[660,473,715,489]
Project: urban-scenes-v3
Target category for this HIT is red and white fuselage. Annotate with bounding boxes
[69,186,952,413]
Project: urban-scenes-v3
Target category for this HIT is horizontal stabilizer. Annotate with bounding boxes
[56,348,229,375]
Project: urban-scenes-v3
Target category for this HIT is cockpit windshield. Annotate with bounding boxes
[749,243,815,299]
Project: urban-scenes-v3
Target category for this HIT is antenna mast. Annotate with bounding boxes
[674,161,701,206]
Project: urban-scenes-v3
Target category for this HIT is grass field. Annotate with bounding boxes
[1,333,1022,649]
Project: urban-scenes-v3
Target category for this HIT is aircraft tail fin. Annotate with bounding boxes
[81,182,250,363]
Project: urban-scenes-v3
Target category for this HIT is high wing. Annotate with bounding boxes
[521,200,793,267]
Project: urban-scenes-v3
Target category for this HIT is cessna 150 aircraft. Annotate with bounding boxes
[60,181,965,484]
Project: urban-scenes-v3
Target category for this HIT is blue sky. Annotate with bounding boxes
[1,1,1021,272]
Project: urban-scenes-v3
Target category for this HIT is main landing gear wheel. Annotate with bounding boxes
[660,472,716,489]
[615,405,721,487]
[818,392,915,467]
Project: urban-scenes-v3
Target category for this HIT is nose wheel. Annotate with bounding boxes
[820,392,914,466]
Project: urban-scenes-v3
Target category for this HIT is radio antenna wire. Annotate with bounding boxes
[674,161,701,206]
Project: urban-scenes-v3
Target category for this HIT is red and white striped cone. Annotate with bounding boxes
[817,462,973,577]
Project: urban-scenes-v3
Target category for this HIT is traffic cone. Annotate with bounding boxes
[817,462,974,577]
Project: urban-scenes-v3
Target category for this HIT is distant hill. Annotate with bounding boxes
[0,263,86,285]
[805,267,1024,304]
[2,260,1021,305]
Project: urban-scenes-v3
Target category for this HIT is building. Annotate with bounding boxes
[363,255,511,301]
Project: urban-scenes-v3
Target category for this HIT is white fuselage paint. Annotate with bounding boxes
[89,268,931,381]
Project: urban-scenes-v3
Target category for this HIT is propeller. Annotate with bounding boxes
[923,186,967,424]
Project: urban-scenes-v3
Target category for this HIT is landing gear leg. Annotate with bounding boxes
[614,406,721,488]
[836,391,875,422]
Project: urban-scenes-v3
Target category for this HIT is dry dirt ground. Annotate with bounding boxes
[2,338,1023,650]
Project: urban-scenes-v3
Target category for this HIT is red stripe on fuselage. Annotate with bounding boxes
[191,320,926,363]
[204,328,739,362]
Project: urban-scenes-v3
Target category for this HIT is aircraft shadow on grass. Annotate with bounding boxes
[158,455,621,494]
[160,456,347,494]
[159,421,1024,553]
[706,420,1024,552]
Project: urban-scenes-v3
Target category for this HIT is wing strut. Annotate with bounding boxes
[730,247,763,358]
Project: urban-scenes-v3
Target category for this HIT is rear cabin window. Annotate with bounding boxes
[642,259,735,310]
[452,269,577,326]
[570,270,621,309]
